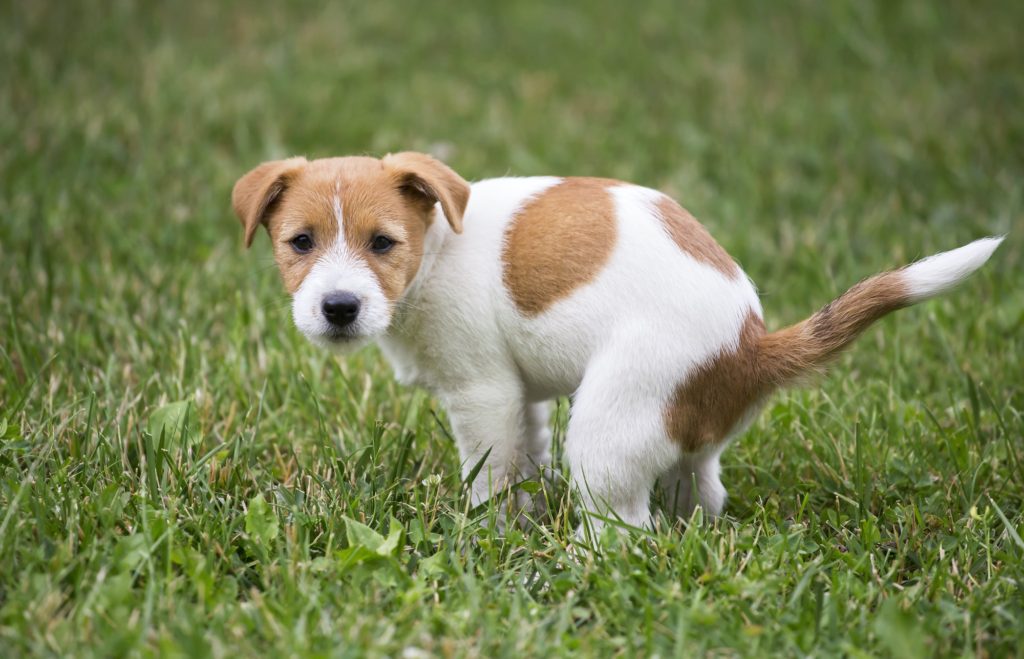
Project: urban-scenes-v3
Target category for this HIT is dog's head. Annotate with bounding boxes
[233,152,469,348]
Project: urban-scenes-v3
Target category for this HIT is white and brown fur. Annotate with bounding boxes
[233,152,1003,534]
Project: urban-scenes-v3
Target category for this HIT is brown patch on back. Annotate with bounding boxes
[655,196,738,278]
[502,178,619,316]
[664,311,769,452]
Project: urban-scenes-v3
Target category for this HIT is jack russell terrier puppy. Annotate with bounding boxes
[233,152,1002,534]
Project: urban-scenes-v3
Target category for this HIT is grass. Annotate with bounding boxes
[1,0,1022,656]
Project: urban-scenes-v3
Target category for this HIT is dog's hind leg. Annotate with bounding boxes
[520,402,553,479]
[658,448,727,521]
[566,345,683,539]
[514,401,555,521]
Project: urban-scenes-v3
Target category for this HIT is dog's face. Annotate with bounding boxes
[233,152,469,348]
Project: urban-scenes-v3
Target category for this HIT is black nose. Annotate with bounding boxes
[321,292,361,328]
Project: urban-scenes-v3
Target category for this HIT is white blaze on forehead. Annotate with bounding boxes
[324,236,374,287]
[333,179,344,227]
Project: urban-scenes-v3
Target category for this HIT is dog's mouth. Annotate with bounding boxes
[309,324,379,351]
[321,326,361,343]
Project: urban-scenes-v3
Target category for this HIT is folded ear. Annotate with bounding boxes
[382,152,470,234]
[232,157,307,248]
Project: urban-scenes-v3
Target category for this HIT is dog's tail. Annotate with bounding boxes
[756,237,1004,387]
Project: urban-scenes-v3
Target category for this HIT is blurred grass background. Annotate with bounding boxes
[1,0,1022,656]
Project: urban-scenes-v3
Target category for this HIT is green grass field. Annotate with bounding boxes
[2,1,1023,656]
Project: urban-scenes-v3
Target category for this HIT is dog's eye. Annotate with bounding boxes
[370,235,395,254]
[290,234,314,254]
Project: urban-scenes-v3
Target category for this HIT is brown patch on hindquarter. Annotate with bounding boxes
[502,178,619,316]
[665,267,913,451]
[664,312,768,452]
[655,196,738,278]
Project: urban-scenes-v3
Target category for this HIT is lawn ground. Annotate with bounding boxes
[1,1,1023,656]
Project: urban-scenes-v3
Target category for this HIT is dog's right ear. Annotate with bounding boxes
[232,157,307,248]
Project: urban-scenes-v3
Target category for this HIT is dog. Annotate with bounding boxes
[233,151,1002,534]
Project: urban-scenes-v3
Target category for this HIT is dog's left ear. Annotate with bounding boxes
[383,152,470,234]
[232,157,307,248]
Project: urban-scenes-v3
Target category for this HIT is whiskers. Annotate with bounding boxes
[395,296,431,316]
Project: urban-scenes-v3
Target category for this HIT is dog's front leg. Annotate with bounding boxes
[442,381,530,524]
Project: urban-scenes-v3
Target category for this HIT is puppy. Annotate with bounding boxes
[233,152,1002,533]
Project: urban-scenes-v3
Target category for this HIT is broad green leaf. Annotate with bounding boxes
[417,551,447,578]
[377,518,403,557]
[344,516,386,553]
[245,495,278,544]
[113,533,149,573]
[335,545,383,572]
[518,480,542,495]
[147,400,199,447]
[874,599,927,659]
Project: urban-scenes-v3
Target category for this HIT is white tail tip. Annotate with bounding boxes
[902,236,1004,303]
